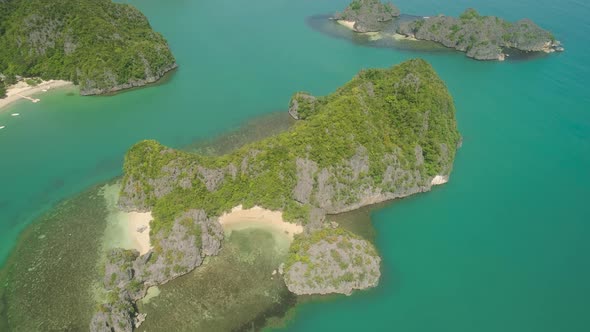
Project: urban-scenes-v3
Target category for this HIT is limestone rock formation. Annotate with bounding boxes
[284,228,380,295]
[334,0,400,33]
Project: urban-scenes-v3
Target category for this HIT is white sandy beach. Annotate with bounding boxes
[0,79,72,111]
[102,184,153,256]
[337,19,356,30]
[391,33,418,41]
[125,211,153,255]
[431,175,449,186]
[219,205,303,241]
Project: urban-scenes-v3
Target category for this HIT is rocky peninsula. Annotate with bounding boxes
[91,59,461,331]
[0,0,176,97]
[332,1,563,61]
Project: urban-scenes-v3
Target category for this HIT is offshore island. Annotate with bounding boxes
[89,59,461,331]
[331,0,564,61]
[0,0,176,107]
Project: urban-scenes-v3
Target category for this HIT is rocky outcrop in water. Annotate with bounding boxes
[396,8,563,60]
[284,227,380,295]
[334,0,400,33]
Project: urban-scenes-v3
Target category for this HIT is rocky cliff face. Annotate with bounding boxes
[90,210,223,332]
[396,9,562,60]
[0,0,177,95]
[334,0,400,32]
[284,228,380,295]
[118,60,460,226]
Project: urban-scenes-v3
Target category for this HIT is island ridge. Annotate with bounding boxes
[90,59,461,331]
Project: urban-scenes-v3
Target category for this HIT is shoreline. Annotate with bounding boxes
[335,19,417,42]
[102,184,153,256]
[0,79,73,112]
[336,19,356,30]
[218,205,303,241]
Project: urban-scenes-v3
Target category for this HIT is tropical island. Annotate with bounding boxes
[0,0,176,100]
[90,59,461,331]
[332,0,564,61]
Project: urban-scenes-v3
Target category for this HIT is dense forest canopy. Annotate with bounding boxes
[0,0,176,95]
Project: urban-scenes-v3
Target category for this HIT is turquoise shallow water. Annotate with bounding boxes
[1,0,589,331]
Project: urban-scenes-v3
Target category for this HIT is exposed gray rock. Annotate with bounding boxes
[79,62,177,96]
[90,300,135,332]
[293,158,318,204]
[91,209,223,331]
[414,145,424,166]
[197,166,225,191]
[289,92,318,120]
[135,209,223,285]
[284,228,381,295]
[396,9,561,61]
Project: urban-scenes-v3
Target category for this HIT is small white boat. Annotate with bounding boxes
[0,126,5,129]
[11,113,20,116]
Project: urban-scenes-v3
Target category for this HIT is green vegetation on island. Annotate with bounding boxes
[332,1,563,61]
[397,8,563,60]
[0,81,6,98]
[284,227,381,295]
[334,0,400,32]
[92,59,460,330]
[0,0,176,96]
[120,59,460,236]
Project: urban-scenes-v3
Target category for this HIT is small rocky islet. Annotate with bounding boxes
[332,0,564,61]
[91,58,461,331]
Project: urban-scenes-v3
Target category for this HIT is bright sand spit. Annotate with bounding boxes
[337,20,356,30]
[0,79,72,111]
[335,19,417,42]
[219,205,303,241]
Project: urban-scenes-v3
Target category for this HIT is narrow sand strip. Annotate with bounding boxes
[0,79,73,111]
[219,205,303,241]
[392,33,418,41]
